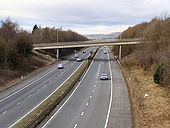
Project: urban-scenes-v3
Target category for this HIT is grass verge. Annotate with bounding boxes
[120,57,169,128]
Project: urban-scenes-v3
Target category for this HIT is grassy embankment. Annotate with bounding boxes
[120,56,169,128]
[111,16,170,128]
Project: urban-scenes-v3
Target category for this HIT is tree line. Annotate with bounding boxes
[113,16,170,87]
[0,18,88,70]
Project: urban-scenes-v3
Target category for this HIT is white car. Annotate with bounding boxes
[104,51,107,54]
[58,64,64,69]
[77,58,81,62]
[74,54,79,58]
[100,74,108,80]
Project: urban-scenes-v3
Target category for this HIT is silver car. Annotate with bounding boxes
[100,73,108,80]
[58,64,64,69]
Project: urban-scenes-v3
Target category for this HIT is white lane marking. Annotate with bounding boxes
[92,89,95,92]
[0,67,58,103]
[104,47,113,128]
[86,102,89,106]
[73,123,78,128]
[90,95,92,98]
[41,50,97,128]
[0,49,87,103]
[28,94,32,97]
[1,111,7,115]
[94,85,96,87]
[9,58,89,128]
[95,81,98,83]
[37,89,41,92]
[17,102,21,105]
[81,112,84,116]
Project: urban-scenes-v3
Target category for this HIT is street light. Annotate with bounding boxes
[56,26,63,60]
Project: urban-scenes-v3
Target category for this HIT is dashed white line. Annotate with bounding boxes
[90,95,92,98]
[73,123,78,128]
[37,89,41,92]
[17,102,21,105]
[1,111,7,115]
[92,89,95,92]
[94,85,96,87]
[86,102,89,106]
[9,59,88,128]
[43,85,47,88]
[28,94,32,97]
[81,112,84,116]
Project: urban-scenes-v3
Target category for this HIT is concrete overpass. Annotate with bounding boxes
[33,39,141,60]
[33,39,140,50]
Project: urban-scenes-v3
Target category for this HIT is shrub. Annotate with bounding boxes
[153,63,164,84]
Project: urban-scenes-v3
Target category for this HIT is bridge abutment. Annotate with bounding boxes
[119,45,121,60]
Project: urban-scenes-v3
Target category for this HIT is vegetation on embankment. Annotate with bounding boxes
[0,18,88,90]
[112,16,170,88]
[121,59,169,128]
[111,15,170,128]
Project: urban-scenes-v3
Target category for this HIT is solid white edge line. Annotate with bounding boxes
[73,123,78,128]
[0,67,57,103]
[9,53,91,128]
[104,47,113,128]
[41,48,98,128]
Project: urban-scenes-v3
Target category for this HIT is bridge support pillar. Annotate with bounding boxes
[56,49,59,60]
[119,45,121,60]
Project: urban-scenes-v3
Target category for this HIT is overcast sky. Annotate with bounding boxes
[0,0,169,34]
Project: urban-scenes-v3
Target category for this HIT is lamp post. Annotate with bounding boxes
[56,26,63,60]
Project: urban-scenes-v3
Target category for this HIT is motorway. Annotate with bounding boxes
[42,47,112,128]
[0,47,95,128]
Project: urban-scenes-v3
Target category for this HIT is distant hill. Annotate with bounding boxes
[85,32,121,39]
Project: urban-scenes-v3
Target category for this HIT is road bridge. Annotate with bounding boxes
[33,39,141,60]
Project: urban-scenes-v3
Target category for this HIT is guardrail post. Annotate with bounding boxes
[119,45,121,60]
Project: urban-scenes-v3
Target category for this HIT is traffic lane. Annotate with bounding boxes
[0,47,93,100]
[42,47,111,128]
[80,51,111,128]
[0,48,95,128]
[0,62,81,128]
[0,47,91,111]
[0,46,94,106]
[42,47,103,128]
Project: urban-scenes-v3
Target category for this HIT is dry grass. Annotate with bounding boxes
[121,58,169,128]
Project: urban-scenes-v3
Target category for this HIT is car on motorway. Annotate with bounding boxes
[74,54,79,58]
[58,64,64,69]
[100,73,108,80]
[83,50,86,53]
[104,51,107,54]
[76,58,82,62]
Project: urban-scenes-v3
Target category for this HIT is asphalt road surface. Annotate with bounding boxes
[42,46,112,128]
[0,47,96,128]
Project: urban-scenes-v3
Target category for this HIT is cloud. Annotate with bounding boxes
[0,0,169,34]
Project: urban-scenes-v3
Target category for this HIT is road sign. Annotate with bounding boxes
[56,54,59,58]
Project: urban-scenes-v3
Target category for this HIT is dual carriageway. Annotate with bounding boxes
[0,45,132,128]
